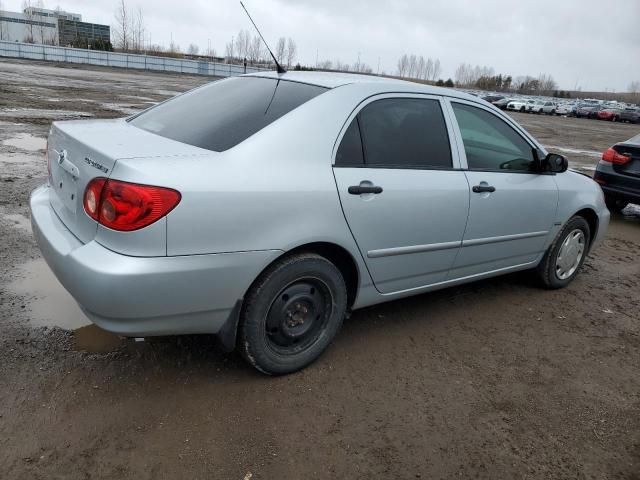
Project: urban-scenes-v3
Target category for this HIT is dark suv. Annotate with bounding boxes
[594,134,640,211]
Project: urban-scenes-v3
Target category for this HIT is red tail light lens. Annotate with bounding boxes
[602,147,631,165]
[83,178,181,231]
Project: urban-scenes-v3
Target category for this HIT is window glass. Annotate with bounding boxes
[335,118,364,166]
[452,102,535,172]
[357,98,452,168]
[130,77,327,152]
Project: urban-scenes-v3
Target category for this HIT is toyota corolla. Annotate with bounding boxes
[30,72,609,375]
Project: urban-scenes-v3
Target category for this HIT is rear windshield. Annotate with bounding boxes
[129,77,328,152]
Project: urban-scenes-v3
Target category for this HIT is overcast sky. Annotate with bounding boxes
[4,0,639,91]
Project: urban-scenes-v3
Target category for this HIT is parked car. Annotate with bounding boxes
[507,99,533,112]
[482,95,504,103]
[527,100,546,113]
[492,97,513,110]
[619,107,640,123]
[597,107,623,121]
[30,72,610,375]
[576,104,601,118]
[541,101,557,115]
[594,134,640,212]
[556,103,576,116]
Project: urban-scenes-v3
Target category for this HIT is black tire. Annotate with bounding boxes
[520,106,525,112]
[605,195,628,212]
[238,253,347,375]
[536,216,590,289]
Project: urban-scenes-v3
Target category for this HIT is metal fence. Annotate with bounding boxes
[0,40,265,77]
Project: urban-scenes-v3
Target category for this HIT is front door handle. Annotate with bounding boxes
[348,185,383,195]
[472,185,496,193]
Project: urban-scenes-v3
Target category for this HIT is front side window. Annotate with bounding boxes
[451,102,535,172]
[354,98,452,168]
[130,77,327,152]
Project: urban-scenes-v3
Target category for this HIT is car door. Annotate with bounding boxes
[332,95,470,294]
[446,99,559,279]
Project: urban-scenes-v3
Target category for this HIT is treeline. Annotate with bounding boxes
[397,54,442,82]
[454,63,561,95]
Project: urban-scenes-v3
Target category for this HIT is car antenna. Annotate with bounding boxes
[240,1,286,74]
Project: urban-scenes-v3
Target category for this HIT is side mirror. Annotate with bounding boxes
[542,153,568,173]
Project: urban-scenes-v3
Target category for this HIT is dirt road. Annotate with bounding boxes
[1,59,639,479]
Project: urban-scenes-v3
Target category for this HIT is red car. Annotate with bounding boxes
[597,108,622,121]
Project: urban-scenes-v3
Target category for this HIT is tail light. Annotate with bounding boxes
[601,147,631,165]
[84,178,181,231]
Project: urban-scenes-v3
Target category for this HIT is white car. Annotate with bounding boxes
[507,99,534,112]
[556,104,575,116]
[541,101,557,115]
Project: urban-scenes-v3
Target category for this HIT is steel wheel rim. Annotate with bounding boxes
[263,277,333,356]
[555,229,585,280]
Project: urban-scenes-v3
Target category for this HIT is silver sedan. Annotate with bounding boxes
[30,72,609,374]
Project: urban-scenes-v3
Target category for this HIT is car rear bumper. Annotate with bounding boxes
[594,168,640,204]
[30,184,282,337]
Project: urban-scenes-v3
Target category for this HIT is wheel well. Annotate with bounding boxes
[574,208,598,248]
[282,242,360,308]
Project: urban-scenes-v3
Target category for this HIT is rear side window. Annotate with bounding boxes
[347,98,451,168]
[451,102,535,172]
[335,118,364,166]
[130,77,327,152]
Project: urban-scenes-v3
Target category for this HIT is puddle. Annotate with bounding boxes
[546,146,602,158]
[622,203,640,218]
[9,259,125,352]
[100,103,143,115]
[74,324,124,353]
[2,133,46,151]
[0,209,31,232]
[9,259,91,330]
[0,108,93,119]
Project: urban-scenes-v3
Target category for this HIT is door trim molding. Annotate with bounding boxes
[367,240,461,258]
[462,230,548,247]
[367,230,549,259]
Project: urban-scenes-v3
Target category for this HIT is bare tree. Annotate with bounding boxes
[628,81,640,94]
[131,7,145,52]
[225,38,235,62]
[317,59,332,70]
[0,0,7,41]
[113,0,131,51]
[205,45,216,59]
[397,54,409,77]
[236,29,250,59]
[187,43,199,56]
[249,35,263,64]
[22,0,35,43]
[275,37,286,65]
[168,40,181,55]
[432,59,441,82]
[286,37,296,68]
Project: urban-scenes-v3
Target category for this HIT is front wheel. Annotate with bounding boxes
[238,253,347,375]
[537,216,590,289]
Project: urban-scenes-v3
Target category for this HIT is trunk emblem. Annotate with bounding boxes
[57,149,67,165]
[84,157,109,174]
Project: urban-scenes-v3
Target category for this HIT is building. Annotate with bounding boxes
[0,7,109,47]
[57,18,110,47]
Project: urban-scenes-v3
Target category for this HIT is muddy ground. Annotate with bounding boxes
[0,59,639,479]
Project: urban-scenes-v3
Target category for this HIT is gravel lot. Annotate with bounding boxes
[1,59,639,479]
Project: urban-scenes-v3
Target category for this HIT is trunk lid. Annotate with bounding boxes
[47,118,208,243]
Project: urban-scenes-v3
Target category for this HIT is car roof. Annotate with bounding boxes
[244,70,481,103]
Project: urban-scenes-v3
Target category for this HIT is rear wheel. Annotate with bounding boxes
[238,253,347,375]
[605,195,628,212]
[537,216,590,289]
[520,106,525,112]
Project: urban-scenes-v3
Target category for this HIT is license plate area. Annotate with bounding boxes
[51,166,78,214]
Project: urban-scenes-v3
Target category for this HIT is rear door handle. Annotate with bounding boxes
[472,185,496,193]
[348,185,383,195]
